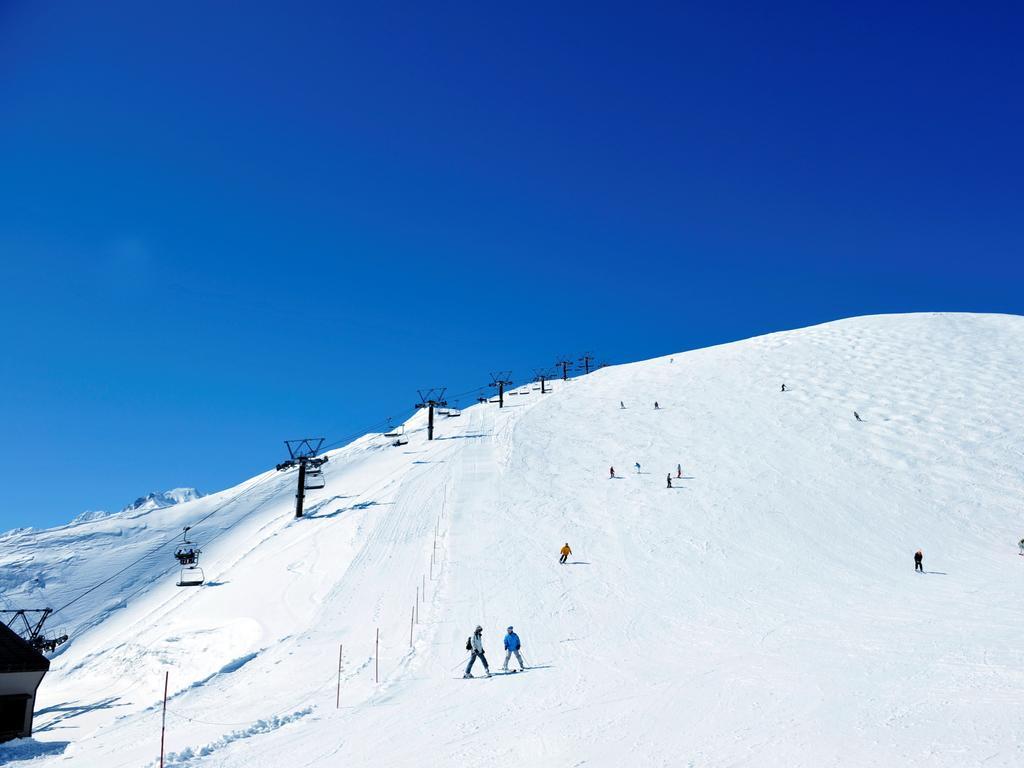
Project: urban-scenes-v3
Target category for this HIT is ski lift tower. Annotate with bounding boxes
[414,388,447,441]
[555,357,574,381]
[0,609,68,655]
[276,438,329,518]
[489,371,513,408]
[579,352,596,375]
[533,368,551,394]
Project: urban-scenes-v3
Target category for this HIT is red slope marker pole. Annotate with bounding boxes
[159,670,169,768]
[336,643,343,709]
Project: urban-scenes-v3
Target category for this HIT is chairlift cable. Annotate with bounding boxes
[51,473,281,617]
[317,378,507,452]
[105,473,287,607]
[47,360,585,625]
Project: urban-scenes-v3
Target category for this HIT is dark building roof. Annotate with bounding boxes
[0,623,50,674]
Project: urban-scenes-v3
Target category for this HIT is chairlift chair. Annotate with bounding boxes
[177,564,205,587]
[33,630,69,654]
[389,424,409,446]
[304,468,326,490]
[174,526,205,587]
[446,408,462,418]
[174,548,199,566]
[173,527,201,566]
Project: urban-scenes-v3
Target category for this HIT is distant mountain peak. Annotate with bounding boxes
[121,488,203,514]
[70,487,204,525]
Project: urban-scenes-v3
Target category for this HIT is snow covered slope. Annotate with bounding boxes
[2,313,1023,767]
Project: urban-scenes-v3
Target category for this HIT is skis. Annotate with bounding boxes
[460,665,528,679]
[460,669,525,679]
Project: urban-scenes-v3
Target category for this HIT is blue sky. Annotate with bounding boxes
[1,1,1021,528]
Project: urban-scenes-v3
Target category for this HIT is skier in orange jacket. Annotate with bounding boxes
[559,543,572,564]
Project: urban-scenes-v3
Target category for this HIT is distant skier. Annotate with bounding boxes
[609,466,615,479]
[502,626,525,672]
[676,463,682,479]
[781,383,786,392]
[464,625,491,678]
[1018,538,1024,555]
[620,401,625,409]
[914,549,924,573]
[559,543,572,564]
[635,462,641,474]
[654,401,660,410]
[854,411,863,422]
[666,473,673,488]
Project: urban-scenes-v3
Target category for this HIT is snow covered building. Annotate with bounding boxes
[0,622,49,743]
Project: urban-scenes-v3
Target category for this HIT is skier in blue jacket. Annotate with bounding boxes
[503,626,525,672]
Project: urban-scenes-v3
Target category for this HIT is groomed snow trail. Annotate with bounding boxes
[2,313,1023,767]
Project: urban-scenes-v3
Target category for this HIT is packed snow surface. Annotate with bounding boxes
[2,313,1023,767]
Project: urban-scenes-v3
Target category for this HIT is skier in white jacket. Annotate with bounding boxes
[464,625,491,678]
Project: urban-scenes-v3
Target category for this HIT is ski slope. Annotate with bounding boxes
[2,312,1023,767]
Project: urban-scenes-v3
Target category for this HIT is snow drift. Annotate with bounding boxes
[1,313,1023,767]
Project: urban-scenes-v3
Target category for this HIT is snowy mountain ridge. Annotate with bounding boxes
[66,487,204,525]
[120,487,204,514]
[1,312,1023,767]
